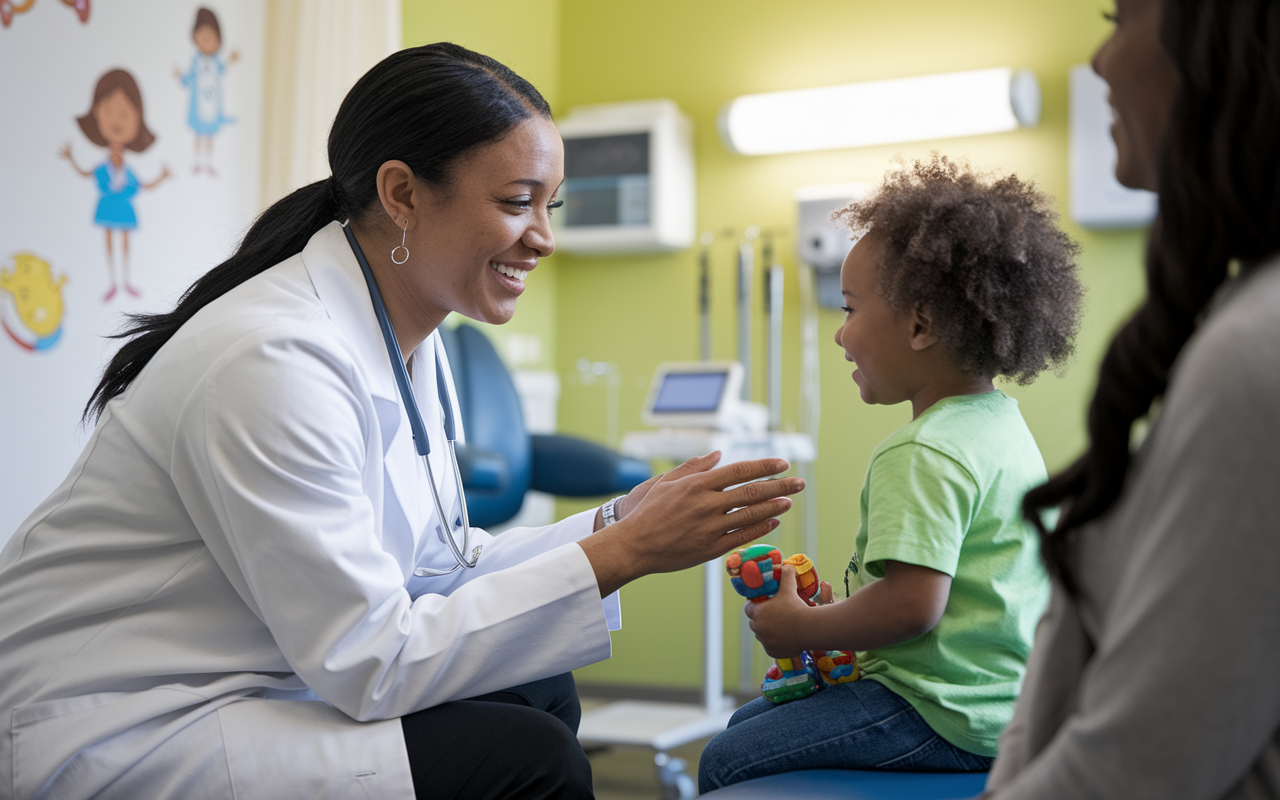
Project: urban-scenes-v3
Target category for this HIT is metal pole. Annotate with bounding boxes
[699,232,713,362]
[764,235,784,432]
[798,263,821,560]
[737,227,758,401]
[703,558,723,713]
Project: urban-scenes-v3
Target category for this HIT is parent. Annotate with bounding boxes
[0,44,803,800]
[986,1,1280,797]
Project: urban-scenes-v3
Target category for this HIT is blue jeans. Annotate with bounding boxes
[697,679,993,793]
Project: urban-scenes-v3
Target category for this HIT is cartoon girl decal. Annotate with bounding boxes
[59,69,171,302]
[0,0,88,29]
[175,7,237,175]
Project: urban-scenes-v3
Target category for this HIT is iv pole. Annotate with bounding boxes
[696,230,725,715]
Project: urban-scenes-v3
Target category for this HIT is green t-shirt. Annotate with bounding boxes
[847,391,1050,757]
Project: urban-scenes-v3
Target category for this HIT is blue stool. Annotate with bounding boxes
[700,769,987,799]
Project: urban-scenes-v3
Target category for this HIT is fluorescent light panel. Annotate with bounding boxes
[720,67,1040,155]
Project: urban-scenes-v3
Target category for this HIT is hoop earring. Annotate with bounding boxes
[391,219,410,265]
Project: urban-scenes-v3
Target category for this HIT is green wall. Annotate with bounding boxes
[404,0,1148,690]
[402,0,564,369]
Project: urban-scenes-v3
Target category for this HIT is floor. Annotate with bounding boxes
[580,694,723,800]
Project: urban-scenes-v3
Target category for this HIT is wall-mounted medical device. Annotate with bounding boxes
[553,99,695,253]
[1068,65,1157,229]
[795,183,868,309]
[640,361,767,432]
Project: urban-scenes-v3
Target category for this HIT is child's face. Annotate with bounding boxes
[194,25,221,55]
[833,235,921,406]
[93,89,140,150]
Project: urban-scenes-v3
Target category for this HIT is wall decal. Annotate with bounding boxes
[176,6,237,176]
[59,68,171,302]
[0,253,67,353]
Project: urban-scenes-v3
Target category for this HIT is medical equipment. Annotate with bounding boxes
[553,99,695,253]
[342,222,481,576]
[795,183,868,310]
[1068,64,1157,229]
[699,231,713,361]
[737,226,758,400]
[640,361,766,432]
[762,234,784,431]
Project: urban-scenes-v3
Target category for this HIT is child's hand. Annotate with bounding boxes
[745,564,812,657]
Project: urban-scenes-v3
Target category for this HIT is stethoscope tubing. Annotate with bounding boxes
[342,221,479,575]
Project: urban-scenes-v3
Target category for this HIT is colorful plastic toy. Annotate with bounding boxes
[726,545,858,703]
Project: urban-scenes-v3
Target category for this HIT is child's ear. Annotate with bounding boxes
[908,305,938,351]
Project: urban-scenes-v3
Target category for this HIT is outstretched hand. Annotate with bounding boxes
[744,564,813,657]
[579,452,804,597]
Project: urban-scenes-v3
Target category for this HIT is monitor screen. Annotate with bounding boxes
[563,132,651,227]
[651,372,728,413]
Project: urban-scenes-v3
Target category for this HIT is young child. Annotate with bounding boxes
[698,155,1083,792]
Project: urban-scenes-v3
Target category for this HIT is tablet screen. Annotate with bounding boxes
[651,372,728,413]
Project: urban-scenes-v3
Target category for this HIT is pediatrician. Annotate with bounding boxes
[0,43,803,800]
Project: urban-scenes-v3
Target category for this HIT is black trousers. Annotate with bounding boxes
[400,672,594,799]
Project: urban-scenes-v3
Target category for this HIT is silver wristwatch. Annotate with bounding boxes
[601,495,627,527]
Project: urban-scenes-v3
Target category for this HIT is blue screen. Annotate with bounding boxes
[652,372,728,413]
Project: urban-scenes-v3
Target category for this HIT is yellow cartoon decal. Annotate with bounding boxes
[0,253,67,352]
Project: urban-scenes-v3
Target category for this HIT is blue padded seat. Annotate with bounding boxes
[701,769,987,799]
[438,324,650,528]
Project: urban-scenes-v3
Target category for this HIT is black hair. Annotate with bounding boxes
[834,155,1083,386]
[85,42,551,422]
[1024,0,1280,593]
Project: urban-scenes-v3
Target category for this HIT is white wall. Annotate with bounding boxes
[0,1,265,543]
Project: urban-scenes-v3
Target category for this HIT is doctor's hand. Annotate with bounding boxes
[592,470,664,532]
[578,452,804,597]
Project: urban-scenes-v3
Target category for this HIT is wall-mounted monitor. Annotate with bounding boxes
[554,100,695,253]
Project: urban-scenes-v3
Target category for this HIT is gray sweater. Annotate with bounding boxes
[986,257,1280,799]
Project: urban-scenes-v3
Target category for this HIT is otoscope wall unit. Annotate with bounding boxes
[795,183,868,309]
[553,99,696,254]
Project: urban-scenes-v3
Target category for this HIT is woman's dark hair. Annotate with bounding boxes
[77,69,155,152]
[834,154,1083,386]
[85,43,551,422]
[193,7,220,40]
[1025,0,1280,593]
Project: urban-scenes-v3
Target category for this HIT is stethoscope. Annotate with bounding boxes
[342,221,481,576]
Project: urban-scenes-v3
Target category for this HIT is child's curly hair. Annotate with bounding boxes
[835,155,1083,386]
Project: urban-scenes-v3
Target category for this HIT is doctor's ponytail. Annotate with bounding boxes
[85,43,551,423]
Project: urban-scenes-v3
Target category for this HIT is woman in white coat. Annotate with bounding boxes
[0,43,803,800]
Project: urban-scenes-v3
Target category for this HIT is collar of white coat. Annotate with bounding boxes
[299,220,466,445]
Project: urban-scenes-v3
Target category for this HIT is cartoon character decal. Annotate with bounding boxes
[175,7,237,175]
[0,0,89,27]
[60,0,88,23]
[0,253,67,352]
[0,0,33,27]
[59,69,171,303]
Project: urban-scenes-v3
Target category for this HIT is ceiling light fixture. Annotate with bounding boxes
[719,67,1041,156]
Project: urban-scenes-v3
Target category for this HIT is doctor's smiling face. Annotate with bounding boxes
[368,115,564,354]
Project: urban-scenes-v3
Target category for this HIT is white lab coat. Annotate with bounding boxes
[0,221,620,800]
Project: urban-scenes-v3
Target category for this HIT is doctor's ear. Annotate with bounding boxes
[375,160,423,231]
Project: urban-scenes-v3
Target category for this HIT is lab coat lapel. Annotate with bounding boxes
[300,222,425,537]
[300,222,399,407]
